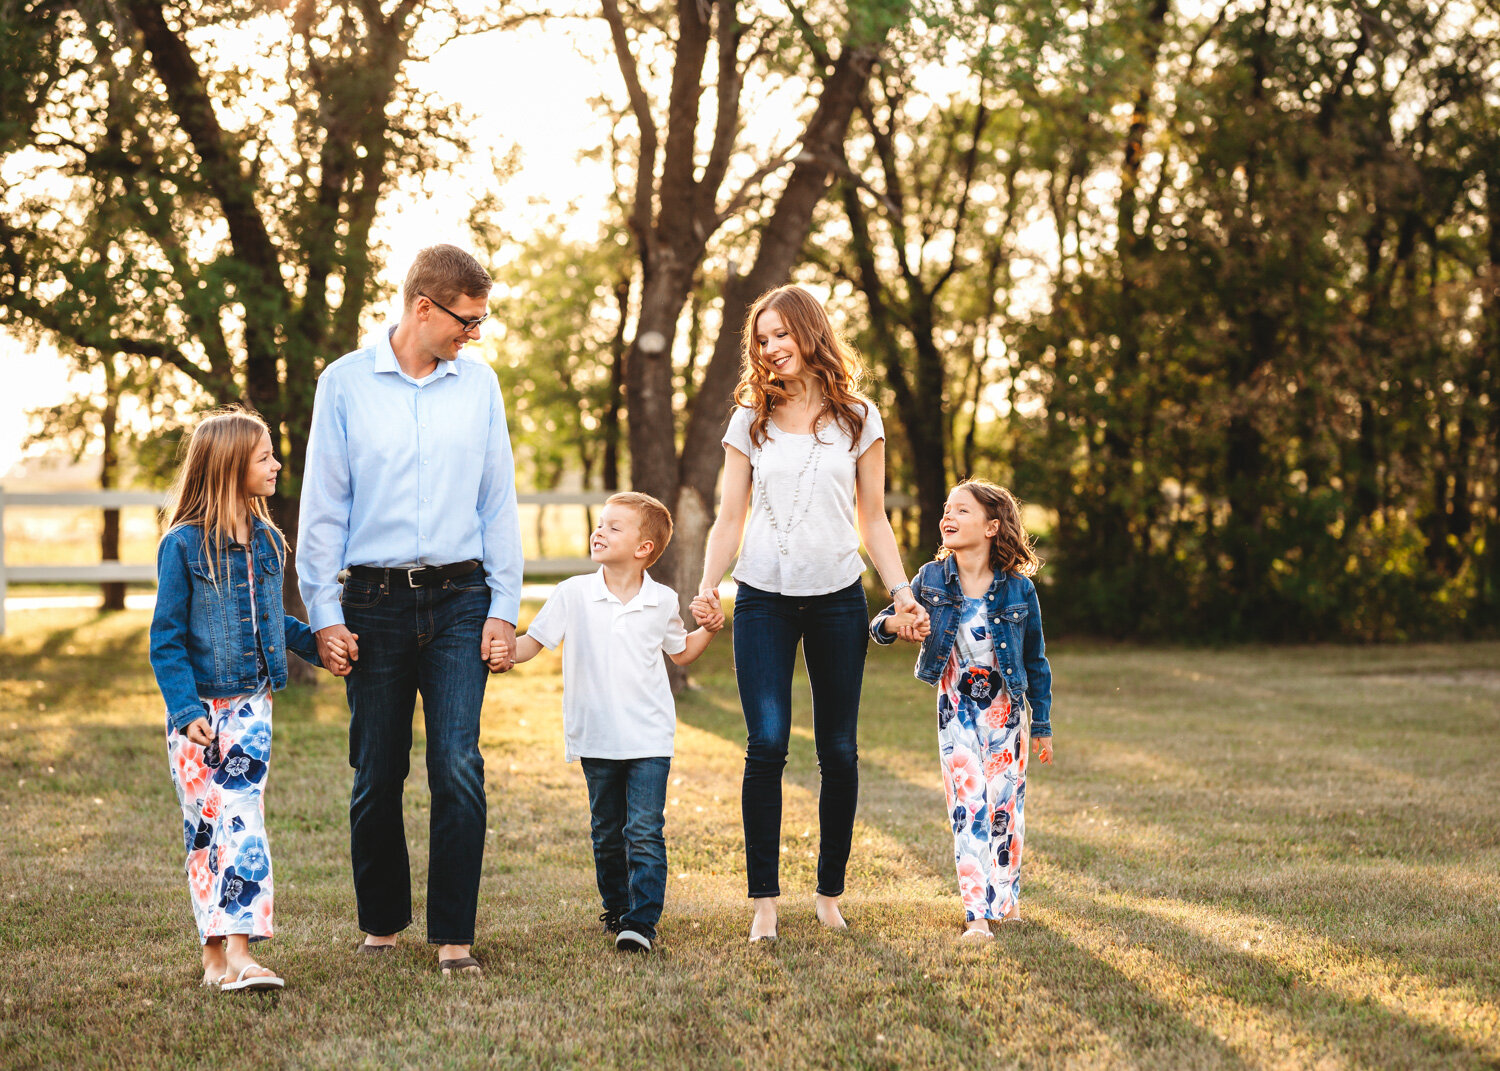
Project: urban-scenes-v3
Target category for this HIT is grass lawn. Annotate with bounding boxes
[1,607,1497,1069]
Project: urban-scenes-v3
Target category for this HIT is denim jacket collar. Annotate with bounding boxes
[937,554,1006,600]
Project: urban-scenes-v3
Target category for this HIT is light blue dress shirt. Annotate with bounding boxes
[298,325,524,632]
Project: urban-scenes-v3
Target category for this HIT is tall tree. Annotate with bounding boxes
[0,0,515,615]
[598,0,905,612]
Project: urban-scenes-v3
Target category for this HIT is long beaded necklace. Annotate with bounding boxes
[754,398,828,557]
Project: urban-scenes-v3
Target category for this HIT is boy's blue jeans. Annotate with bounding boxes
[341,570,491,945]
[580,756,671,940]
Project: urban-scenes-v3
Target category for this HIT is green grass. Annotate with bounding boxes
[1,608,1498,1069]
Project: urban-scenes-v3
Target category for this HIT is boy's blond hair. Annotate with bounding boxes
[608,491,673,567]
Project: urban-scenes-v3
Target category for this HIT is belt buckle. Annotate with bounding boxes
[406,567,425,588]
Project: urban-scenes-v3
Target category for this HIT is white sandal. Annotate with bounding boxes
[220,962,285,992]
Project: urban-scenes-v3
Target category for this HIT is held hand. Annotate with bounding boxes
[892,588,930,643]
[482,617,516,673]
[886,609,928,643]
[1032,735,1054,765]
[484,635,511,671]
[690,594,725,633]
[184,716,213,747]
[316,624,359,677]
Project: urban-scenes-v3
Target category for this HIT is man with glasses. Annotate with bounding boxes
[298,244,522,978]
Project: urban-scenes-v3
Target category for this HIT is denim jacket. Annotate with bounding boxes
[871,557,1053,736]
[149,519,321,732]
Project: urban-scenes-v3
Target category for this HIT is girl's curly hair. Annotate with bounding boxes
[935,479,1043,578]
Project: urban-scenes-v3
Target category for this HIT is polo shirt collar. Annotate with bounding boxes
[587,566,661,609]
[373,324,461,384]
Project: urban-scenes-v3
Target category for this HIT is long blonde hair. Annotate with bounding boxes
[935,479,1043,578]
[732,285,868,449]
[164,407,284,585]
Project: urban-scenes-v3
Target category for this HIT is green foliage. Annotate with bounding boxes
[814,0,1499,640]
[477,215,634,491]
[0,0,486,515]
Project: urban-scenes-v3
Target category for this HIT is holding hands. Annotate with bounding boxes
[315,624,359,677]
[890,587,931,643]
[482,617,517,674]
[691,586,725,633]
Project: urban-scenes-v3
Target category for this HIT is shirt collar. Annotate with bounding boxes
[587,566,661,609]
[373,324,461,385]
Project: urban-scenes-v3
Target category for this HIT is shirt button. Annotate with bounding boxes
[1005,667,1012,674]
[1000,642,1007,649]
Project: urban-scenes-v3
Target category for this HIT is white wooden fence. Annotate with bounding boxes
[0,486,917,635]
[0,488,609,635]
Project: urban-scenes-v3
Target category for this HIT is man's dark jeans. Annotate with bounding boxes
[731,579,868,899]
[341,568,490,944]
[580,756,671,941]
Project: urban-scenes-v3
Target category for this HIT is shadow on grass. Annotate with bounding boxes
[1037,870,1494,1068]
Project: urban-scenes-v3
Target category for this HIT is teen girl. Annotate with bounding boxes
[149,408,343,991]
[695,285,928,942]
[871,479,1054,938]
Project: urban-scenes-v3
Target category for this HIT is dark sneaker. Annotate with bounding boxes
[615,930,652,953]
[599,910,624,935]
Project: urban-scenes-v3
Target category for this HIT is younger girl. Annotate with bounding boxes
[149,408,339,991]
[871,479,1053,938]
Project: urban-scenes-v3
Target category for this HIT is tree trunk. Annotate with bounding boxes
[667,43,887,614]
[99,365,125,611]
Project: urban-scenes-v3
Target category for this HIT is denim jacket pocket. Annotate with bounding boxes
[998,603,1028,626]
[187,559,231,685]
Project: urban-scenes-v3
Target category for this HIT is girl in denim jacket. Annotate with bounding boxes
[149,409,338,992]
[872,479,1053,938]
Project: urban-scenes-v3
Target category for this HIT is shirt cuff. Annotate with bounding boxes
[308,602,345,632]
[488,594,518,625]
[169,701,210,734]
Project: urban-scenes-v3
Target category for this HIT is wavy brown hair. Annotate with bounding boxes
[935,479,1043,578]
[164,407,284,585]
[732,285,868,449]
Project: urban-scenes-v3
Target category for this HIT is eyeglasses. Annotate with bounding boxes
[419,293,489,333]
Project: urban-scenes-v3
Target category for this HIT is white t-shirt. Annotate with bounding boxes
[523,568,689,761]
[722,400,884,596]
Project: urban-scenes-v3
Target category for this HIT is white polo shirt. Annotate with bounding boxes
[523,568,689,761]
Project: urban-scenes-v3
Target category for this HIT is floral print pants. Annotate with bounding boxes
[165,685,274,943]
[938,658,1027,922]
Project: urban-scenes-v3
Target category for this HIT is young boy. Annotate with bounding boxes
[493,492,722,953]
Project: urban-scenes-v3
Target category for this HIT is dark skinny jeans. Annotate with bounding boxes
[732,579,868,899]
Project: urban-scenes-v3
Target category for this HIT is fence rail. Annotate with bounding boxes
[0,486,916,635]
[0,488,631,635]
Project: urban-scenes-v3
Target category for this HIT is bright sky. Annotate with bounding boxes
[1,20,614,476]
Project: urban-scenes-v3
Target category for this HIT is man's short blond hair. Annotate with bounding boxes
[608,491,673,567]
[401,245,493,309]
